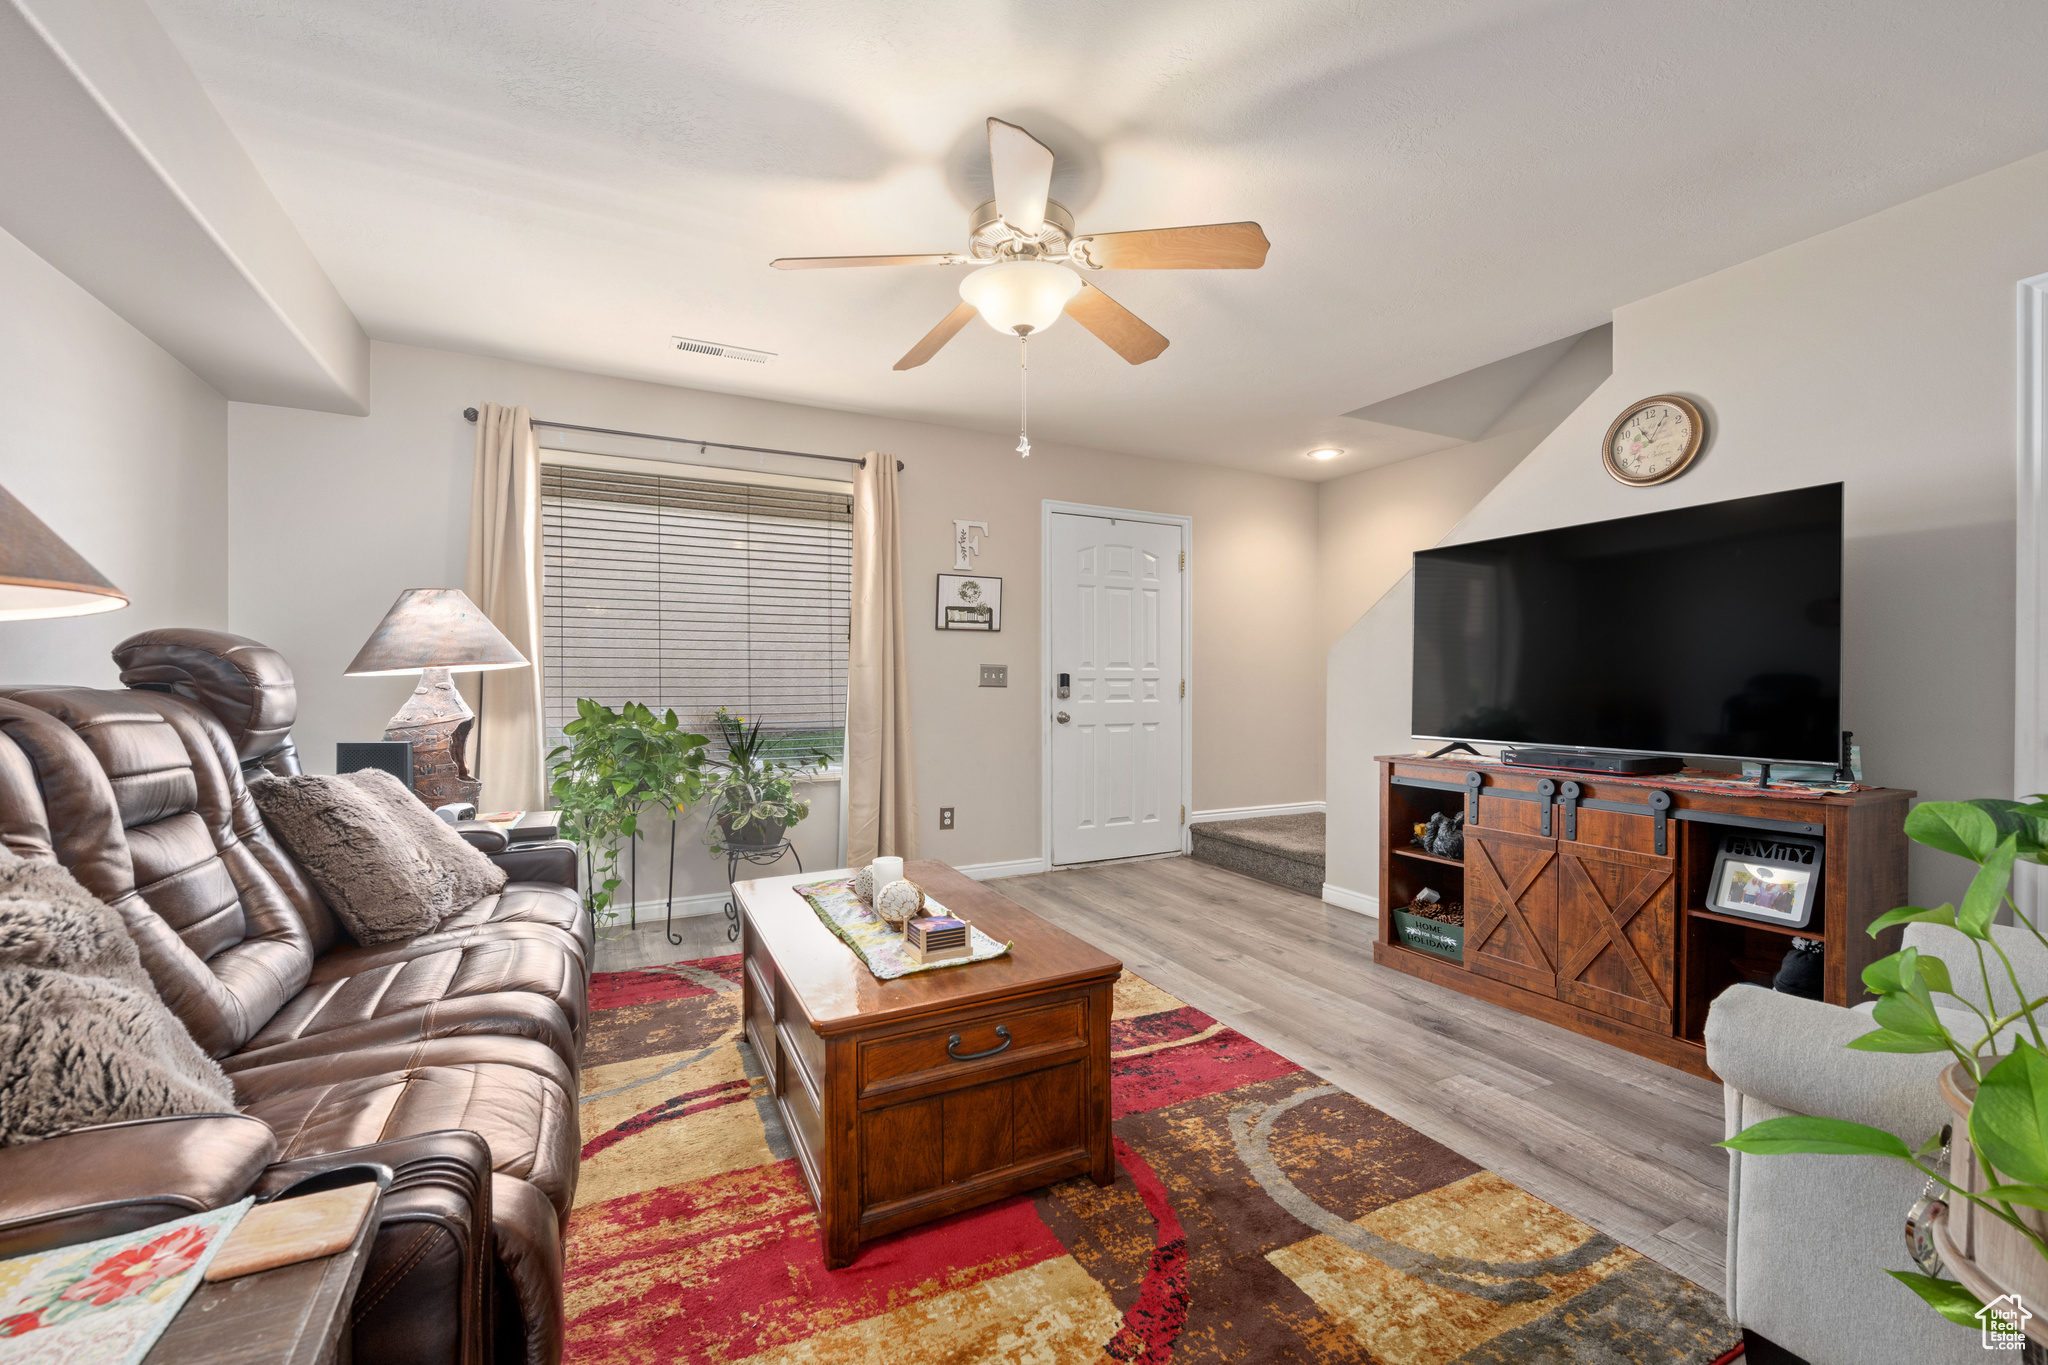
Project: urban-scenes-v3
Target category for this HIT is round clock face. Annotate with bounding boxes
[1603,396,1704,486]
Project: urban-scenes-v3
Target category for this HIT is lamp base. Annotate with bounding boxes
[383,666,480,807]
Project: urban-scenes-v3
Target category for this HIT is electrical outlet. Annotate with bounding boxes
[979,664,1008,687]
[939,807,955,830]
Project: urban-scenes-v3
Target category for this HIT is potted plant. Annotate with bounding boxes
[702,707,827,855]
[1722,797,2048,1340]
[547,699,709,924]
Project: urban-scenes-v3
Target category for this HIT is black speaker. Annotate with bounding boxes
[338,740,413,790]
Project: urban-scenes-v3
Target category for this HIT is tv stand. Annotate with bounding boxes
[1375,754,1911,1080]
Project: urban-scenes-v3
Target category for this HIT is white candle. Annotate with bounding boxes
[871,855,904,886]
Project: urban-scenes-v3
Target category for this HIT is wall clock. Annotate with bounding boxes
[1602,395,1705,486]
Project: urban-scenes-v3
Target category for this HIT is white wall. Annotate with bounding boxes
[0,227,228,684]
[227,340,1322,899]
[1317,327,1612,652]
[1328,149,2048,909]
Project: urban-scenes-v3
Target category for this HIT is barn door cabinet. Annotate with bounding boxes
[1376,755,1913,1080]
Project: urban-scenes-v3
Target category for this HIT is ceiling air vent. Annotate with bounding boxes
[673,336,776,364]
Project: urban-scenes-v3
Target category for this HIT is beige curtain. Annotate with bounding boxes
[465,403,547,811]
[847,453,918,864]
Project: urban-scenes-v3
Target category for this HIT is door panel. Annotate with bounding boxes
[1464,824,1558,997]
[1050,513,1184,865]
[1556,838,1676,1031]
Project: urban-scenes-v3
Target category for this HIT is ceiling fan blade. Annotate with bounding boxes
[1069,222,1270,270]
[1063,282,1169,365]
[771,253,970,270]
[987,117,1054,236]
[894,302,981,370]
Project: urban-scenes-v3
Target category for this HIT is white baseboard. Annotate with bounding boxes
[606,859,1050,918]
[1189,800,1326,824]
[957,857,1049,880]
[614,890,732,923]
[1322,883,1379,917]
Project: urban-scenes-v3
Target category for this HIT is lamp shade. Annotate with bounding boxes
[344,589,527,676]
[0,483,127,620]
[959,260,1083,336]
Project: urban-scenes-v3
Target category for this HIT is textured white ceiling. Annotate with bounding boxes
[147,0,2048,481]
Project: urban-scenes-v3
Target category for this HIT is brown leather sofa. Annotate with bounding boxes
[0,629,590,1365]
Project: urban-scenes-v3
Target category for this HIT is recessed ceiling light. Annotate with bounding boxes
[1307,448,1342,461]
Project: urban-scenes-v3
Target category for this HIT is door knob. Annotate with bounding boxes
[1056,711,1070,724]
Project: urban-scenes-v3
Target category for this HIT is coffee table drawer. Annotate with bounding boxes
[860,999,1085,1097]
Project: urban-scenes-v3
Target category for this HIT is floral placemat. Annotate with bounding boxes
[793,876,1011,980]
[0,1197,252,1363]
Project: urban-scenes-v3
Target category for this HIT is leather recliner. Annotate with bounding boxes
[0,629,590,1365]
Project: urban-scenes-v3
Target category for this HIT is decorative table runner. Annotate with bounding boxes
[1409,750,1862,795]
[793,876,1010,980]
[0,1197,250,1364]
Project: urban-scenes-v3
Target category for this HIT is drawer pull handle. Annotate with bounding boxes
[947,1025,1012,1061]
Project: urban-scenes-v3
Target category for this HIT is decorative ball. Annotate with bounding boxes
[853,866,877,904]
[874,879,925,929]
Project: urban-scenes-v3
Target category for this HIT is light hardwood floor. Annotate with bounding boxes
[591,855,1730,1292]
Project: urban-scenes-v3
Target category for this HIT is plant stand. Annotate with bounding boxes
[667,837,803,947]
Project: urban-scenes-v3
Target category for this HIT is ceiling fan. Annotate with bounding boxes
[771,118,1270,371]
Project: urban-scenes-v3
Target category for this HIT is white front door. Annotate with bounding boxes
[1048,511,1185,865]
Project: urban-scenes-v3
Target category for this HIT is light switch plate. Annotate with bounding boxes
[939,807,955,829]
[979,664,1008,687]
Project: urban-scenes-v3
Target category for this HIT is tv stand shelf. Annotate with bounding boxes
[1391,846,1464,868]
[1686,905,1809,936]
[1375,754,1912,1081]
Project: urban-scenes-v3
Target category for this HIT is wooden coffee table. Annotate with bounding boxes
[735,859,1122,1268]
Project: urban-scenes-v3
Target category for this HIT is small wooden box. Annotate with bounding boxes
[906,916,970,963]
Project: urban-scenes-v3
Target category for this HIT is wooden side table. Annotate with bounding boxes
[144,1185,382,1365]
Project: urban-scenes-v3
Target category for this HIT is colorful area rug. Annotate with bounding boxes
[565,956,1740,1364]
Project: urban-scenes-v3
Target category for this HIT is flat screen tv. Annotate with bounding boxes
[1411,482,1843,764]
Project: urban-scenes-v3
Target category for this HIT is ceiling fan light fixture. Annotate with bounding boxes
[959,260,1083,337]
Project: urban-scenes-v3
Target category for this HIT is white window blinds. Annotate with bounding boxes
[540,460,853,763]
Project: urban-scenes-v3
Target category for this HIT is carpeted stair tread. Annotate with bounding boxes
[1190,812,1324,896]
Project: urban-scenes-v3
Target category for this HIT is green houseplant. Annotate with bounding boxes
[1722,797,2048,1334]
[548,699,709,924]
[702,707,827,855]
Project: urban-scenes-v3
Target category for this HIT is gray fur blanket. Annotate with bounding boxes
[0,848,234,1145]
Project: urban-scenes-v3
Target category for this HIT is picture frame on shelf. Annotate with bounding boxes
[1707,830,1823,929]
[936,574,1001,631]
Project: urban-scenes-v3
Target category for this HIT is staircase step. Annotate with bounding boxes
[1189,812,1324,896]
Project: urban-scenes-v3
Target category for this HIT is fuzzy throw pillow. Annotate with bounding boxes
[340,768,509,911]
[249,770,507,945]
[0,849,234,1145]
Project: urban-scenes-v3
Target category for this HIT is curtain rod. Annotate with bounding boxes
[461,408,900,470]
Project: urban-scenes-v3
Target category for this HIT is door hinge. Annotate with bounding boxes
[1179,550,1185,571]
[1180,805,1186,825]
[1180,679,1185,698]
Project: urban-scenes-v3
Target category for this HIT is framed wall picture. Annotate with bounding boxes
[936,574,1001,631]
[1706,830,1824,929]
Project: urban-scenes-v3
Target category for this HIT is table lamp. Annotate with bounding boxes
[344,589,526,806]
[0,483,127,619]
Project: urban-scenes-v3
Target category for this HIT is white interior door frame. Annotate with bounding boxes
[1041,500,1195,870]
[2015,272,2048,918]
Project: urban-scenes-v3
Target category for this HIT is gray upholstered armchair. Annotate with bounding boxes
[1706,921,2048,1365]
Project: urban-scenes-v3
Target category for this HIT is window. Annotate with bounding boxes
[540,457,853,765]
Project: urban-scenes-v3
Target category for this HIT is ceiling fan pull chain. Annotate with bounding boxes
[1017,333,1031,458]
